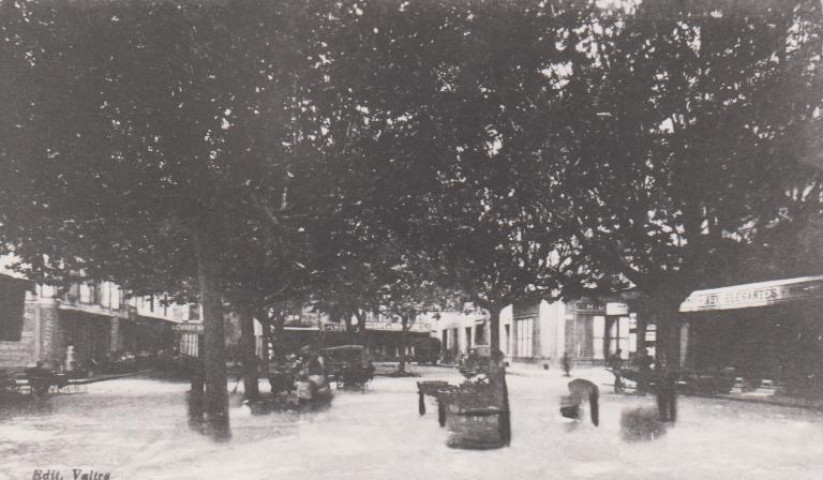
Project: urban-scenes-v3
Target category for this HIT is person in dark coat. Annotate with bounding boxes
[608,349,625,393]
[634,348,653,395]
[561,378,600,426]
[561,352,572,377]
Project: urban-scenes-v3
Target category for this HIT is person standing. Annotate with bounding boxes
[608,349,625,393]
[561,352,572,377]
[635,348,653,395]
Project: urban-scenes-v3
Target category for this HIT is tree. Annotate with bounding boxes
[561,0,823,421]
[418,0,621,353]
[361,240,454,374]
[0,0,340,439]
[307,0,620,356]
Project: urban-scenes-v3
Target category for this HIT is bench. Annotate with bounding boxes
[5,372,88,397]
[608,368,655,393]
[416,381,450,415]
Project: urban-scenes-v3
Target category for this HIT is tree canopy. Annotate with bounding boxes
[2,0,822,433]
[563,0,823,304]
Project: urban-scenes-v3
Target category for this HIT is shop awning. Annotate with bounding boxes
[680,275,823,313]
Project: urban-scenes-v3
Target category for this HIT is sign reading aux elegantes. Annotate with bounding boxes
[680,276,823,313]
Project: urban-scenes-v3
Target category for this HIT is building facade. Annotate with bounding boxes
[250,306,437,361]
[679,275,823,396]
[0,272,198,371]
[431,303,506,363]
[432,299,638,367]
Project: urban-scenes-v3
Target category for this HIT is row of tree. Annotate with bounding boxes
[1,0,821,438]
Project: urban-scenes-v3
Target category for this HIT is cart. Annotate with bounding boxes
[438,378,508,449]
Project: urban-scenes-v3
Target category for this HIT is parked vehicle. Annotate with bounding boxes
[321,345,375,391]
[413,337,442,365]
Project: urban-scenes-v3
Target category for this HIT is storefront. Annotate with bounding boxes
[508,299,634,366]
[680,276,823,397]
[244,306,438,361]
[432,306,498,363]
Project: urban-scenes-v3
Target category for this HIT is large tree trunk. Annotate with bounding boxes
[238,305,259,401]
[486,303,511,446]
[398,317,409,374]
[647,294,685,424]
[187,345,205,431]
[489,305,503,355]
[195,232,231,441]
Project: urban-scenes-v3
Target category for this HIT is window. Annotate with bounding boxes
[79,283,94,303]
[109,285,122,310]
[0,279,27,342]
[179,332,199,357]
[593,316,605,359]
[515,318,533,358]
[475,324,486,345]
[188,304,200,321]
[465,327,472,349]
[609,317,631,358]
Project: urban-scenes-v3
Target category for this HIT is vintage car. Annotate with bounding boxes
[321,345,375,391]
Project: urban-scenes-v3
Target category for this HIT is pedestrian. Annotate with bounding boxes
[561,352,572,377]
[635,348,653,395]
[608,349,625,393]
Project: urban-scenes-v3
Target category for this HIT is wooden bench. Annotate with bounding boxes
[417,380,450,416]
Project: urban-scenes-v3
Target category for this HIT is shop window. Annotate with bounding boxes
[608,317,631,358]
[593,316,605,359]
[179,332,199,357]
